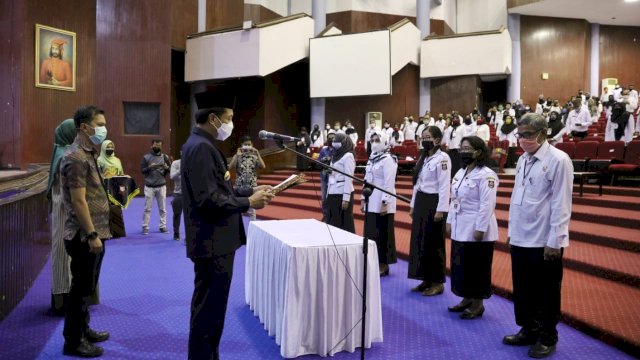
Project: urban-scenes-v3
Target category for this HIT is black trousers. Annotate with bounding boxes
[408,192,446,284]
[171,193,183,237]
[510,245,564,346]
[326,193,355,234]
[188,253,236,360]
[364,212,397,265]
[63,232,105,346]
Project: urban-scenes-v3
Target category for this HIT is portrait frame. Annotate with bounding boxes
[35,24,76,91]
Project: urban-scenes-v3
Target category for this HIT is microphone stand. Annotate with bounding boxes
[273,140,409,360]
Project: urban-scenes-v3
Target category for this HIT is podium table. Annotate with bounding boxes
[245,219,383,358]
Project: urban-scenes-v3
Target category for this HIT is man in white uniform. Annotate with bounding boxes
[503,113,573,359]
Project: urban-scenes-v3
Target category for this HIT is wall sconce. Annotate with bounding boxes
[542,72,549,80]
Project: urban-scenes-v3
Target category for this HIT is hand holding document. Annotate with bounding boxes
[270,173,307,195]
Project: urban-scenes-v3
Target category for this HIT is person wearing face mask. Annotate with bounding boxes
[319,131,336,222]
[296,127,312,170]
[403,116,418,142]
[326,133,356,233]
[549,100,561,115]
[498,115,518,168]
[535,95,545,115]
[475,117,490,143]
[59,106,111,357]
[446,136,498,320]
[140,139,171,235]
[434,114,446,132]
[461,116,477,137]
[229,135,266,221]
[362,133,398,276]
[182,102,274,360]
[605,102,634,143]
[408,126,451,296]
[503,113,573,359]
[382,121,394,139]
[97,140,124,179]
[443,117,463,176]
[46,119,76,316]
[546,111,567,146]
[365,118,382,156]
[565,99,590,140]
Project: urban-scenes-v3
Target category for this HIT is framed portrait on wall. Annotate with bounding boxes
[35,24,76,91]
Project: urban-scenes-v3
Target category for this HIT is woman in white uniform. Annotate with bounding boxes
[446,135,499,319]
[362,133,398,276]
[326,133,356,233]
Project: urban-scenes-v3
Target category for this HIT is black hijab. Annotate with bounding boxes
[331,133,354,163]
[611,103,630,141]
[500,115,517,135]
[310,125,321,142]
[547,111,564,138]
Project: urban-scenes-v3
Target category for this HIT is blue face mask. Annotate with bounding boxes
[332,142,342,149]
[90,126,108,145]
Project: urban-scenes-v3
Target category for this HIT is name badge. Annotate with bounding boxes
[452,199,460,213]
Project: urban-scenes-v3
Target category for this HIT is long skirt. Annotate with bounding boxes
[407,192,446,284]
[448,149,461,177]
[450,239,495,299]
[51,179,72,310]
[326,193,355,234]
[364,212,397,265]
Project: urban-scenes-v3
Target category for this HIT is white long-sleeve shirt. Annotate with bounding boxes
[565,108,591,133]
[170,160,181,194]
[476,124,491,142]
[447,166,499,242]
[363,153,397,213]
[508,142,573,249]
[410,149,451,212]
[328,153,356,202]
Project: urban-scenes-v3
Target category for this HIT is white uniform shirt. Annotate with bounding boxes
[382,126,394,139]
[476,124,491,142]
[328,152,356,202]
[443,126,463,150]
[447,166,499,242]
[311,132,324,148]
[604,112,636,143]
[365,126,382,145]
[403,121,418,141]
[416,124,428,143]
[410,149,451,212]
[434,119,446,132]
[498,126,518,147]
[461,122,477,137]
[363,153,397,213]
[565,108,591,132]
[508,142,573,249]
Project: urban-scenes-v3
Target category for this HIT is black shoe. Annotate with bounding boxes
[85,328,110,343]
[460,305,484,320]
[503,329,537,346]
[159,227,168,233]
[422,283,444,296]
[63,338,103,357]
[528,342,556,358]
[411,282,430,292]
[448,299,472,312]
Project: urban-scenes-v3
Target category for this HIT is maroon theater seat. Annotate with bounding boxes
[572,141,599,172]
[609,141,640,183]
[555,142,576,159]
[588,141,625,172]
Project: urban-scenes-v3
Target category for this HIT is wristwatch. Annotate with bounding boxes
[84,231,99,242]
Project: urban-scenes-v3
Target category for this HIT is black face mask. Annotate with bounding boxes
[152,147,161,154]
[106,149,114,156]
[460,152,474,167]
[549,116,557,121]
[422,140,435,152]
[464,119,472,125]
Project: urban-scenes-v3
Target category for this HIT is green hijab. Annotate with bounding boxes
[47,119,77,200]
[97,140,124,178]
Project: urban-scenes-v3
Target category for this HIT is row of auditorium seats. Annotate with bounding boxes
[555,140,640,179]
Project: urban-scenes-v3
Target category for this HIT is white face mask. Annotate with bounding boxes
[371,142,385,153]
[242,144,251,149]
[332,142,342,149]
[213,116,233,141]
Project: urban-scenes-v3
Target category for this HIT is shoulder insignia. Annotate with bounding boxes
[224,171,231,181]
[543,165,548,172]
[441,162,447,170]
[488,179,495,188]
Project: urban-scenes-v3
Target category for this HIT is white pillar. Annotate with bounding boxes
[198,0,206,32]
[507,14,521,103]
[590,23,600,97]
[417,0,431,117]
[311,0,326,130]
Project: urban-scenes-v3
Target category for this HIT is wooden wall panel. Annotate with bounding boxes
[19,0,96,168]
[171,0,198,50]
[206,0,243,30]
[599,25,640,89]
[0,1,23,169]
[431,75,481,118]
[520,15,590,107]
[96,0,172,187]
[326,65,419,138]
[244,4,281,25]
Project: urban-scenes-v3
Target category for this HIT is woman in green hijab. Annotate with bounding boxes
[97,140,124,178]
[47,118,76,314]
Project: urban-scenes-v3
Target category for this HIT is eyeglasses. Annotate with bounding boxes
[515,129,543,139]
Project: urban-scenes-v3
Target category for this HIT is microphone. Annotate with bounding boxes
[259,130,300,142]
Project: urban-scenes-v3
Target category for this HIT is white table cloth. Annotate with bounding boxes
[245,219,383,358]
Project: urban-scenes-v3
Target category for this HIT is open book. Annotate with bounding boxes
[270,173,307,195]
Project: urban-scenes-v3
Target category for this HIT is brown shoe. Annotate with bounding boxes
[448,299,472,312]
[422,283,444,296]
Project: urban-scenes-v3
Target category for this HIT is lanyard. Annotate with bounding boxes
[522,157,537,186]
[455,167,472,198]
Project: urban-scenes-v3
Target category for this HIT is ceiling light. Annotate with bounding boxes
[624,0,639,3]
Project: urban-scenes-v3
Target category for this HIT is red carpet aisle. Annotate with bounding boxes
[257,170,640,356]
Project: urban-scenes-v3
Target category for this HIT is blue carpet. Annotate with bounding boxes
[0,197,633,359]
